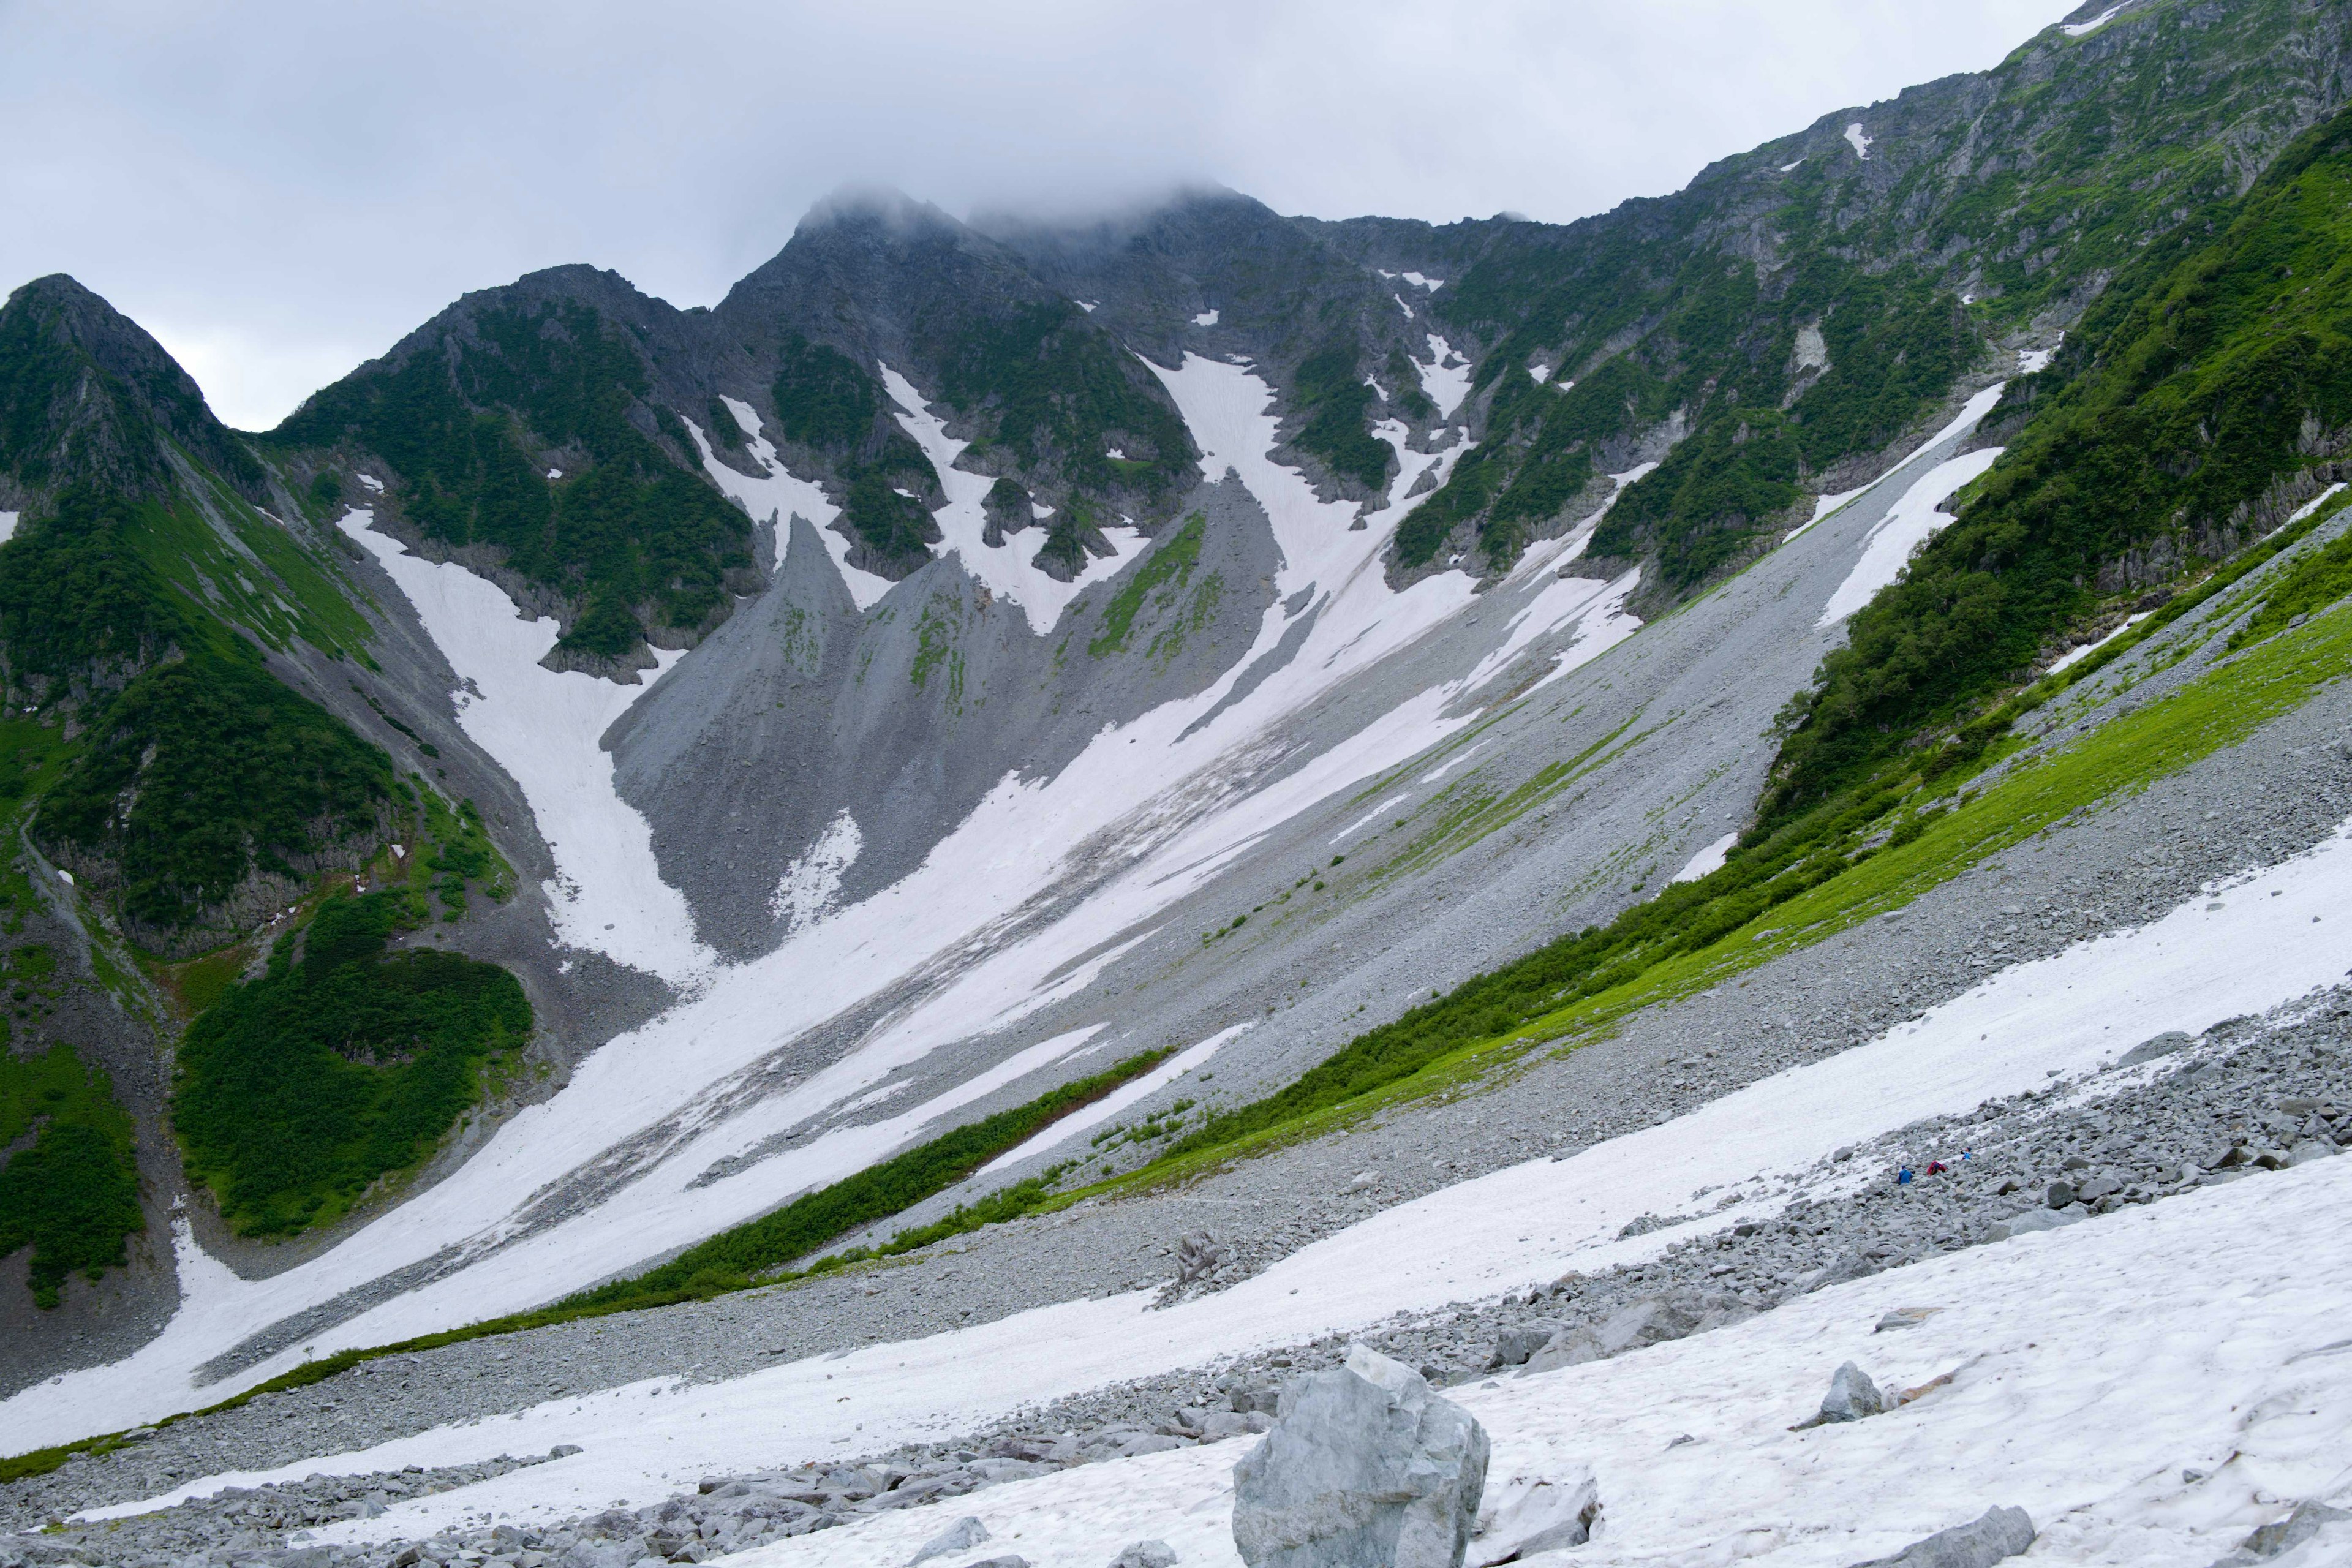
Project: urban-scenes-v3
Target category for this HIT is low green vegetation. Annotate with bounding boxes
[770,332,940,571]
[0,488,395,937]
[173,889,531,1237]
[1288,336,1390,493]
[272,299,755,652]
[1089,513,1206,657]
[1766,104,2352,829]
[0,1044,142,1308]
[561,1046,1172,1309]
[936,301,1193,511]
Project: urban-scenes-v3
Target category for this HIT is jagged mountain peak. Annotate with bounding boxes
[0,272,262,505]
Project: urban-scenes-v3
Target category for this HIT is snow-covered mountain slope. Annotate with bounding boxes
[14,7,2352,1525]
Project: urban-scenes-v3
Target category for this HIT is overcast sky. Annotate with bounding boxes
[1,0,2083,429]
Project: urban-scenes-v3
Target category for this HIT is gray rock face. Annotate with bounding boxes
[1856,1505,2035,1566]
[1817,1362,1887,1424]
[1109,1543,1180,1568]
[910,1515,991,1564]
[1232,1345,1490,1568]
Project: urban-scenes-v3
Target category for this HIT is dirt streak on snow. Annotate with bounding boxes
[97,818,2352,1537]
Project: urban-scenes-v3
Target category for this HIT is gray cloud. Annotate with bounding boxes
[1,0,2076,427]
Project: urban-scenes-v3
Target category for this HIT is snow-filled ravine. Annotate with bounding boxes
[0,356,1651,1451]
[71,815,2352,1550]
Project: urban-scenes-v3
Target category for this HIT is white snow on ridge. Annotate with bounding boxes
[1845,122,1873,160]
[333,508,708,982]
[687,399,894,611]
[2063,2,2130,36]
[111,816,2352,1540]
[1671,829,1738,883]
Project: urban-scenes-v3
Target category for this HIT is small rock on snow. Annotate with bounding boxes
[1856,1504,2036,1566]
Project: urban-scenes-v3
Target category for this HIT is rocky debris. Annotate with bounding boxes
[1231,1346,1488,1568]
[910,1515,990,1564]
[2209,1501,2352,1565]
[1468,1469,1599,1566]
[1176,1231,1235,1286]
[1107,1544,1179,1568]
[1809,1362,1887,1426]
[1856,1504,2035,1567]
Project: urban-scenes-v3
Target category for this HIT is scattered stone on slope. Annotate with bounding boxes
[1809,1362,1887,1426]
[1855,1504,2035,1566]
[1231,1345,1489,1568]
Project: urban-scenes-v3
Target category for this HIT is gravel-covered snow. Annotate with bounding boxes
[722,1154,2352,1568]
[89,810,2352,1538]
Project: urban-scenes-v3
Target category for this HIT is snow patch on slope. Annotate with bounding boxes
[685,399,894,610]
[876,364,1145,632]
[1419,336,1474,420]
[333,508,709,982]
[1672,830,1739,883]
[768,810,862,931]
[1815,447,2002,627]
[1845,122,1873,160]
[2064,3,2130,36]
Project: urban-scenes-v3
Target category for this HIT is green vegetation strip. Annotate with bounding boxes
[0,1046,1173,1479]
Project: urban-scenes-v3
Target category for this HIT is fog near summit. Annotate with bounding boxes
[1,0,2078,428]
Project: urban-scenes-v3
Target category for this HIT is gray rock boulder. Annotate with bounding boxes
[2121,1031,2196,1066]
[1109,1544,1180,1568]
[1469,1468,1600,1566]
[1988,1207,2085,1242]
[910,1515,990,1565]
[1518,1327,1602,1376]
[1817,1362,1887,1424]
[1232,1344,1491,1568]
[1177,1231,1235,1284]
[2207,1500,2351,1565]
[1487,1322,1564,1369]
[1594,1297,1697,1355]
[1856,1505,2035,1566]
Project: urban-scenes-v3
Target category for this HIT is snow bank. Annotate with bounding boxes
[1814,447,2000,627]
[333,508,709,982]
[2047,612,2150,676]
[1671,830,1738,883]
[105,815,2352,1534]
[0,511,17,545]
[1193,309,1219,326]
[1844,123,1873,160]
[686,399,894,611]
[1419,335,1474,419]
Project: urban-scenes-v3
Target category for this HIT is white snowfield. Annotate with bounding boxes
[81,815,2352,1549]
[2,353,1656,1452]
[1670,829,1738,883]
[333,508,710,983]
[717,1158,2352,1568]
